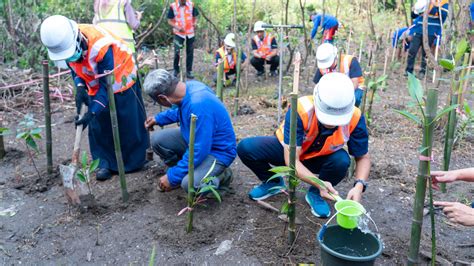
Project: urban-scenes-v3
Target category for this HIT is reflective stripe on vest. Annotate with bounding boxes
[254,34,273,58]
[95,0,135,52]
[171,0,195,38]
[216,46,237,73]
[275,95,362,160]
[69,24,137,97]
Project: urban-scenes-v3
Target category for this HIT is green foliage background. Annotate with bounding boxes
[1,0,402,69]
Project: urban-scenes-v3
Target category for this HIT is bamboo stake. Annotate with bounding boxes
[186,114,197,233]
[42,60,53,175]
[432,35,440,84]
[391,29,399,62]
[346,29,352,55]
[153,51,163,128]
[407,88,438,266]
[233,48,242,117]
[358,39,363,64]
[441,53,470,192]
[106,75,129,202]
[216,61,224,101]
[0,119,5,159]
[383,47,389,76]
[288,52,301,244]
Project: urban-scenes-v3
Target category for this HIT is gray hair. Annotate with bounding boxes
[143,69,179,101]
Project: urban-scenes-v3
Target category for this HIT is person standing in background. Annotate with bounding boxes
[168,0,199,79]
[93,0,142,53]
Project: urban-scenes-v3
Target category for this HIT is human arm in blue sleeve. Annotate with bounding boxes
[283,109,304,146]
[154,108,179,126]
[167,108,214,186]
[348,115,369,158]
[311,15,321,39]
[91,47,115,115]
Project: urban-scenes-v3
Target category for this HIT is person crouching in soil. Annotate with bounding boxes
[143,69,236,192]
[238,73,371,218]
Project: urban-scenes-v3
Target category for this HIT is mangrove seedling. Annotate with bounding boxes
[394,73,458,266]
[76,151,100,196]
[16,114,42,179]
[366,74,388,126]
[179,159,222,233]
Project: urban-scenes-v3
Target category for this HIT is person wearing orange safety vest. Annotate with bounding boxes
[214,33,247,86]
[405,0,448,77]
[238,73,370,218]
[314,43,365,107]
[250,21,279,77]
[93,0,142,53]
[40,15,149,181]
[168,0,199,79]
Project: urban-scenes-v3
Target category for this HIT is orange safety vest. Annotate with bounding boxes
[253,34,274,58]
[319,54,365,88]
[275,95,362,161]
[69,24,137,96]
[428,0,449,18]
[170,0,195,38]
[216,46,237,73]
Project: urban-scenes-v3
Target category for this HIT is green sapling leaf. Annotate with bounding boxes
[89,158,100,172]
[81,151,88,168]
[393,109,422,125]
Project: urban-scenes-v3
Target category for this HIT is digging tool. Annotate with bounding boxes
[59,105,87,205]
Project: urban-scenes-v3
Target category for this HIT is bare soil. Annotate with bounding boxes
[0,49,473,265]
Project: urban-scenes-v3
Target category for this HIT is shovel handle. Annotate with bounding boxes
[71,105,86,165]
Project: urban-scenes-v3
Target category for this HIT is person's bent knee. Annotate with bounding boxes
[237,138,252,160]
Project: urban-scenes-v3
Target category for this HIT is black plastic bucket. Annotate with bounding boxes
[318,225,383,266]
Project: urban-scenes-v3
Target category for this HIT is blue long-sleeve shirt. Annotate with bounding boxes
[411,2,448,36]
[154,80,237,186]
[70,47,114,115]
[311,14,339,39]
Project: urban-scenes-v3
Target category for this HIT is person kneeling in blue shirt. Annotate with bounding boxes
[238,73,371,218]
[143,69,237,192]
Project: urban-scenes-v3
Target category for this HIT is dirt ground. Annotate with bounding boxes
[1,49,473,265]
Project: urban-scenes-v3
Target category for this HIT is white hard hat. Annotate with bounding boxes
[40,15,78,61]
[414,0,427,14]
[313,72,355,126]
[254,21,266,32]
[224,33,236,48]
[316,43,338,69]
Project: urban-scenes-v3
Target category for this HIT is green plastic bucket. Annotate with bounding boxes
[335,200,366,229]
[318,225,383,266]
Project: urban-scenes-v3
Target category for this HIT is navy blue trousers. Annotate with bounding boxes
[237,136,350,186]
[88,83,149,172]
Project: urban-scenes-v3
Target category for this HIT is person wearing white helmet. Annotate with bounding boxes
[143,69,236,193]
[405,0,448,77]
[40,15,149,181]
[238,73,370,218]
[250,21,279,77]
[314,43,365,107]
[214,33,248,86]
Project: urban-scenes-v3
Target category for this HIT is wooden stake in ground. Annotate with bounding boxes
[106,75,129,202]
[233,48,242,117]
[42,60,53,175]
[186,114,197,233]
[287,52,301,244]
[358,39,363,64]
[216,61,224,101]
[431,35,440,84]
[383,47,389,76]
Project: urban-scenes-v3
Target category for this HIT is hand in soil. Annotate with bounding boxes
[346,185,363,202]
[158,174,173,192]
[434,201,474,226]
